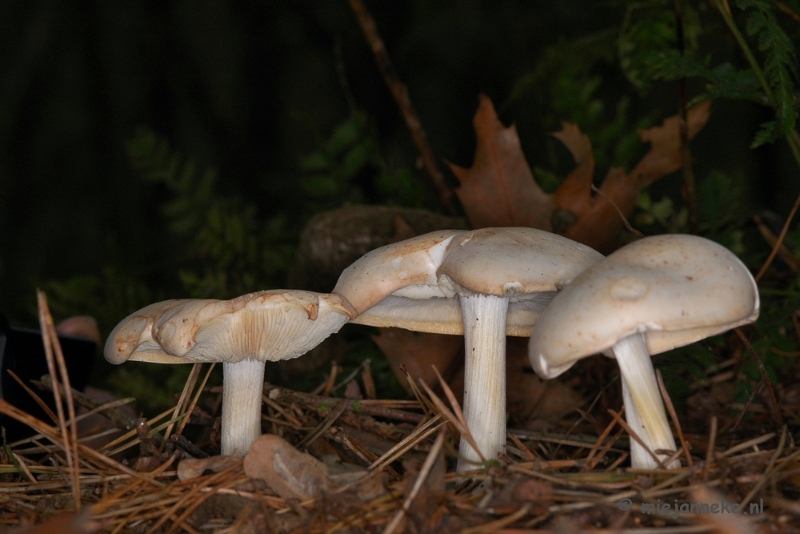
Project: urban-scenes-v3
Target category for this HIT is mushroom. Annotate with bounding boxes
[334,227,603,470]
[528,234,759,469]
[104,290,355,457]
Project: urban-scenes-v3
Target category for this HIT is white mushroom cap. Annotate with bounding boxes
[153,291,355,363]
[104,290,356,366]
[437,227,602,297]
[339,227,603,336]
[529,234,760,378]
[104,290,355,457]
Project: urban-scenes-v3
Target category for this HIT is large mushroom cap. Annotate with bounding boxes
[529,234,760,378]
[335,227,604,336]
[104,290,355,365]
[437,227,603,297]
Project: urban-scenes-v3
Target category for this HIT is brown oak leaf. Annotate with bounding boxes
[448,94,554,230]
[450,94,712,254]
[630,100,712,185]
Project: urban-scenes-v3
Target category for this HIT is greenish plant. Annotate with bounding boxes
[507,27,656,179]
[618,0,800,405]
[299,110,428,210]
[621,0,800,153]
[126,129,295,299]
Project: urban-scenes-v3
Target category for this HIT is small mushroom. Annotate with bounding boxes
[528,234,759,469]
[104,290,355,457]
[334,227,603,470]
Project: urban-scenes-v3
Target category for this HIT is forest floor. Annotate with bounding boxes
[1,314,799,534]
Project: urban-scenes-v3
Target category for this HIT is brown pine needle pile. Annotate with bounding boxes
[0,296,799,533]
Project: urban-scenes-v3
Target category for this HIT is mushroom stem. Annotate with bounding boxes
[221,360,266,457]
[613,333,679,469]
[458,293,509,472]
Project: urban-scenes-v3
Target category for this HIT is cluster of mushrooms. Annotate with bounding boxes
[105,227,759,471]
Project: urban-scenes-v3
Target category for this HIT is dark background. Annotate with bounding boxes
[0,0,794,329]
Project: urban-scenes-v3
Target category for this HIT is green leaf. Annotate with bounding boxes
[696,171,745,231]
[619,2,677,92]
[738,0,799,138]
[328,112,368,153]
[751,120,780,148]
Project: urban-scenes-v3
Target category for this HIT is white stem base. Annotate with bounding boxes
[221,360,266,457]
[458,294,509,473]
[613,333,679,469]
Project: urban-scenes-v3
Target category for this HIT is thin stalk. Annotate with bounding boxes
[221,360,266,457]
[613,333,679,469]
[458,294,509,471]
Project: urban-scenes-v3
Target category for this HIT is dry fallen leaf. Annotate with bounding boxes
[448,94,554,230]
[244,434,332,501]
[371,328,463,392]
[505,338,583,424]
[450,95,712,254]
[631,100,713,186]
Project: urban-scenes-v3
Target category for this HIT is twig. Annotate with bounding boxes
[368,414,444,472]
[739,425,787,509]
[591,184,645,238]
[719,432,776,459]
[264,383,423,424]
[8,370,59,424]
[330,361,368,395]
[704,416,717,481]
[37,291,81,509]
[35,375,138,433]
[0,398,164,487]
[756,192,800,281]
[657,369,693,467]
[102,406,180,456]
[170,434,207,458]
[361,359,377,399]
[163,363,202,447]
[753,215,800,271]
[348,0,456,215]
[423,367,486,466]
[582,417,620,472]
[674,0,698,232]
[735,328,784,426]
[556,375,618,459]
[296,399,348,449]
[728,377,763,444]
[778,1,800,24]
[382,427,446,534]
[175,363,216,438]
[607,409,666,469]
